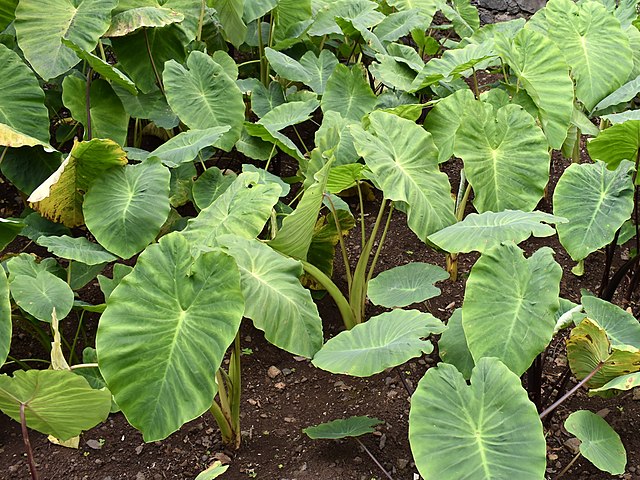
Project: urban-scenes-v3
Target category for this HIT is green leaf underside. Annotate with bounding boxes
[312,310,444,377]
[83,161,171,259]
[368,263,448,308]
[96,232,244,441]
[351,111,456,242]
[37,235,117,265]
[463,243,561,376]
[553,160,635,261]
[0,369,111,440]
[564,410,626,475]
[220,236,323,358]
[0,268,11,366]
[304,416,382,440]
[409,358,546,480]
[428,210,565,254]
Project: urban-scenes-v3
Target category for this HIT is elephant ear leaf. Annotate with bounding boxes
[96,232,245,441]
[409,358,546,480]
[553,160,635,262]
[304,416,382,440]
[565,410,626,475]
[0,369,111,440]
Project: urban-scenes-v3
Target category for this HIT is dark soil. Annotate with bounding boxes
[2,139,640,480]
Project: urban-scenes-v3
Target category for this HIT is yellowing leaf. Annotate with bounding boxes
[28,139,127,227]
[0,123,55,151]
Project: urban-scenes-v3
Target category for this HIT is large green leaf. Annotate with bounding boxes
[113,86,178,129]
[220,236,323,358]
[409,358,546,480]
[567,318,640,389]
[351,111,456,241]
[14,0,117,80]
[314,111,359,166]
[373,9,424,43]
[386,0,437,28]
[312,310,444,376]
[538,0,632,112]
[439,0,479,39]
[582,296,640,349]
[10,271,74,322]
[192,167,237,210]
[438,309,474,380]
[62,76,129,146]
[164,51,245,151]
[423,88,476,163]
[36,235,118,264]
[428,210,566,254]
[565,410,626,475]
[111,24,187,94]
[0,44,49,144]
[0,268,10,366]
[454,102,550,213]
[212,0,247,47]
[83,161,171,259]
[592,74,640,115]
[1,147,62,196]
[0,0,18,30]
[553,160,635,261]
[590,372,640,395]
[147,126,231,167]
[0,369,111,440]
[266,48,338,94]
[257,99,319,132]
[463,243,561,376]
[321,64,377,122]
[587,120,640,170]
[496,28,573,150]
[181,172,281,253]
[27,139,128,227]
[367,263,448,308]
[96,232,244,441]
[303,416,382,439]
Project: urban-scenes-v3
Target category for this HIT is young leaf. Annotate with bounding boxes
[28,139,128,228]
[312,310,444,376]
[428,210,566,254]
[96,232,245,442]
[496,28,573,150]
[454,102,550,213]
[463,243,561,376]
[0,369,111,440]
[368,263,448,308]
[83,161,171,259]
[0,44,50,144]
[220,235,324,358]
[304,416,382,440]
[351,111,456,241]
[409,358,546,480]
[36,235,118,265]
[553,160,635,262]
[565,410,626,475]
[587,120,640,170]
[147,126,231,167]
[14,0,117,80]
[164,51,245,151]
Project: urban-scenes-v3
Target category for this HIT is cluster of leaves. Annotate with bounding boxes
[1,0,640,478]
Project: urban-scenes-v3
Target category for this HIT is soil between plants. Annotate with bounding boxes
[2,150,640,479]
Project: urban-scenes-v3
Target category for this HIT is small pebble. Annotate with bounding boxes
[267,366,281,378]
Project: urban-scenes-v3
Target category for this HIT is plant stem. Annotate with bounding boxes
[472,67,480,99]
[324,194,352,289]
[0,146,8,166]
[67,260,72,285]
[301,260,356,329]
[5,357,50,369]
[264,144,277,171]
[366,203,394,284]
[355,438,394,480]
[196,0,206,42]
[455,183,472,221]
[209,400,234,446]
[144,28,164,95]
[85,69,92,140]
[293,126,310,154]
[258,16,269,86]
[356,181,366,249]
[555,452,581,479]
[229,333,242,449]
[69,363,99,370]
[98,40,107,62]
[21,403,39,480]
[539,362,605,420]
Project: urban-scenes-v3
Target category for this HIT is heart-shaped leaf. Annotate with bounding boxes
[409,358,546,480]
[368,263,448,308]
[304,416,382,440]
[96,232,244,441]
[553,160,635,261]
[10,271,74,322]
[565,410,626,475]
[321,64,377,122]
[463,243,561,375]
